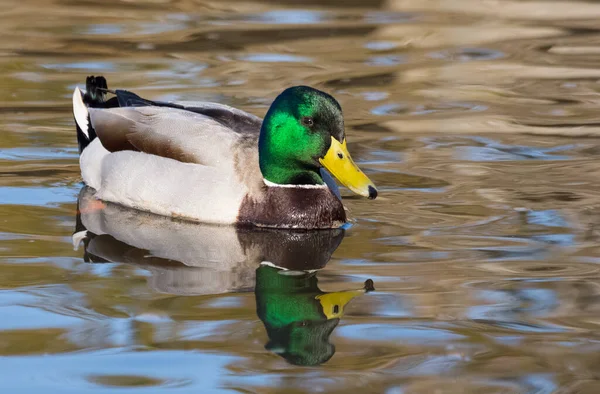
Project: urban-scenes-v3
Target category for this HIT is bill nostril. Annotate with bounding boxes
[337,152,343,159]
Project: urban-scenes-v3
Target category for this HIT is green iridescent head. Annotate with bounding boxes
[259,86,377,199]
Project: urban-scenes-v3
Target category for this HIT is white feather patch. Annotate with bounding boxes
[72,87,89,138]
[72,230,88,251]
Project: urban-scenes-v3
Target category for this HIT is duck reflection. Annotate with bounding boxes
[74,186,374,365]
[256,265,373,365]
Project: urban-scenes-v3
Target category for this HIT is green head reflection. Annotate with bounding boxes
[255,264,374,366]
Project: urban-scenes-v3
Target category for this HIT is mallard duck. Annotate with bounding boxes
[73,76,377,229]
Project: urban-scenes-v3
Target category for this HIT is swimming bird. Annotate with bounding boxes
[73,76,377,229]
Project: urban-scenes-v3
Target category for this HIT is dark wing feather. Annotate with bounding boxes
[115,89,159,108]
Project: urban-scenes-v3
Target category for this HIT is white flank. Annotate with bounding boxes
[72,87,89,138]
[95,150,246,225]
[79,138,110,190]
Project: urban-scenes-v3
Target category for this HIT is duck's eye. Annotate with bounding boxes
[301,117,314,127]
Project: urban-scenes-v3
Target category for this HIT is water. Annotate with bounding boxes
[2,0,600,392]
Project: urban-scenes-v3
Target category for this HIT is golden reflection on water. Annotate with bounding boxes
[2,0,600,392]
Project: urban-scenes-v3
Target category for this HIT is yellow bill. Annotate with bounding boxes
[319,137,377,199]
[316,289,367,319]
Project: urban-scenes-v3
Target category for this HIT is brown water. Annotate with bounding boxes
[3,0,600,392]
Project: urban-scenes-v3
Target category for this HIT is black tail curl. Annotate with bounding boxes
[84,75,120,108]
[85,75,108,105]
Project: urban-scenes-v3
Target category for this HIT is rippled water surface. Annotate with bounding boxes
[3,0,600,392]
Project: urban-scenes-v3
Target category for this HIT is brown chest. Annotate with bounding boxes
[237,186,346,229]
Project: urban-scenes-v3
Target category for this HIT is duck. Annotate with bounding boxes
[72,76,377,229]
